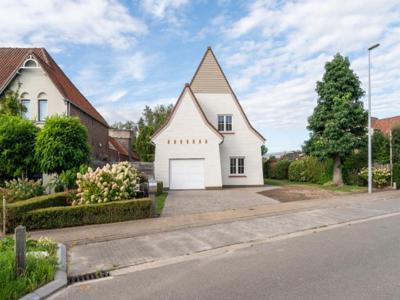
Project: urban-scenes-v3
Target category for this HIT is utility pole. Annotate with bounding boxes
[367,43,380,194]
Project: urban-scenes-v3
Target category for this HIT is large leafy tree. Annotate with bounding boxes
[0,89,26,116]
[35,116,90,174]
[0,115,39,180]
[304,54,367,185]
[134,104,173,162]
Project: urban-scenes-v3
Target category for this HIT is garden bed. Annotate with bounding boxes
[0,237,58,300]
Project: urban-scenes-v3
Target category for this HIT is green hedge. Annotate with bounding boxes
[0,192,70,231]
[393,163,400,189]
[22,198,152,230]
[288,157,333,184]
[269,159,291,180]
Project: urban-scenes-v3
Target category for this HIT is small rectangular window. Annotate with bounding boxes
[218,115,225,131]
[238,158,244,174]
[38,99,48,122]
[21,99,30,119]
[230,157,245,175]
[230,158,236,174]
[226,115,232,131]
[217,115,233,132]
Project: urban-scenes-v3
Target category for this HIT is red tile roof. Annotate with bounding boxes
[0,48,108,127]
[372,116,400,135]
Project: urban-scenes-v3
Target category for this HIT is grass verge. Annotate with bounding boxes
[264,178,366,193]
[0,237,57,300]
[156,192,168,215]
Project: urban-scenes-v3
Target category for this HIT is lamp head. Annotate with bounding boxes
[368,43,380,51]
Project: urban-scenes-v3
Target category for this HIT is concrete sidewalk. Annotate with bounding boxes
[67,190,400,276]
[30,190,397,246]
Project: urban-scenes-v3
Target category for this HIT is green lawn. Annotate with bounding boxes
[156,192,168,215]
[264,178,366,193]
[0,237,58,300]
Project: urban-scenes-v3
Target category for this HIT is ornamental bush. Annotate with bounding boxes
[35,116,90,174]
[75,161,138,205]
[269,159,291,179]
[288,157,333,184]
[0,115,39,180]
[359,166,390,188]
[5,178,44,203]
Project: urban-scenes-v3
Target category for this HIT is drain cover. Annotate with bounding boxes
[68,270,110,284]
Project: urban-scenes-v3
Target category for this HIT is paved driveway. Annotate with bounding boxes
[162,186,279,216]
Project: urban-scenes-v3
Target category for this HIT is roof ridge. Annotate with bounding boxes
[190,47,266,142]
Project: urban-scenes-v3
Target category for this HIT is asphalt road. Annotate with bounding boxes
[53,215,400,300]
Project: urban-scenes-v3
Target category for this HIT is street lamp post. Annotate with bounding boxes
[368,43,380,194]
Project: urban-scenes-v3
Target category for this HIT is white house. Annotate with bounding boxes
[151,47,265,189]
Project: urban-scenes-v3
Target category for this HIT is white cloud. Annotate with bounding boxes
[218,0,400,139]
[0,0,147,49]
[140,0,188,20]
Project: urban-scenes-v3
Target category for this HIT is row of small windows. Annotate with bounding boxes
[20,92,48,122]
[167,139,208,144]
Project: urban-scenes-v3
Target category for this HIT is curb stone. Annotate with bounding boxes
[19,243,67,300]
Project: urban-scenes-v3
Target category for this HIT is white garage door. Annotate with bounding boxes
[170,159,205,190]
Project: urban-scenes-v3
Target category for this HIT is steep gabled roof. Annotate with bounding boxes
[0,48,108,127]
[151,84,224,142]
[109,136,129,157]
[190,47,266,142]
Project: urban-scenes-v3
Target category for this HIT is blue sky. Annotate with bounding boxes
[1,0,399,152]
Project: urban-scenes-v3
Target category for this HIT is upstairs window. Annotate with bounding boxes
[217,115,233,132]
[21,99,30,119]
[230,157,245,175]
[20,92,30,119]
[38,100,48,121]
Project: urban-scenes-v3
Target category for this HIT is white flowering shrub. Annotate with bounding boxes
[74,162,138,205]
[359,166,390,188]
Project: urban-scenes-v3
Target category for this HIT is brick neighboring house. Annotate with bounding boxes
[108,128,139,163]
[0,47,109,163]
[372,116,400,135]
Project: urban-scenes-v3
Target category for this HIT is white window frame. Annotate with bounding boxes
[21,99,30,119]
[230,157,245,175]
[38,99,48,122]
[217,114,233,132]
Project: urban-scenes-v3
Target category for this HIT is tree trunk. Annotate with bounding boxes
[332,155,344,186]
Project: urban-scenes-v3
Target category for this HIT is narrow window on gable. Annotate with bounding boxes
[217,115,233,132]
[38,92,48,122]
[21,93,30,119]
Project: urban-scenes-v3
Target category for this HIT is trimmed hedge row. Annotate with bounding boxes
[23,198,152,230]
[0,192,70,230]
[288,157,333,184]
